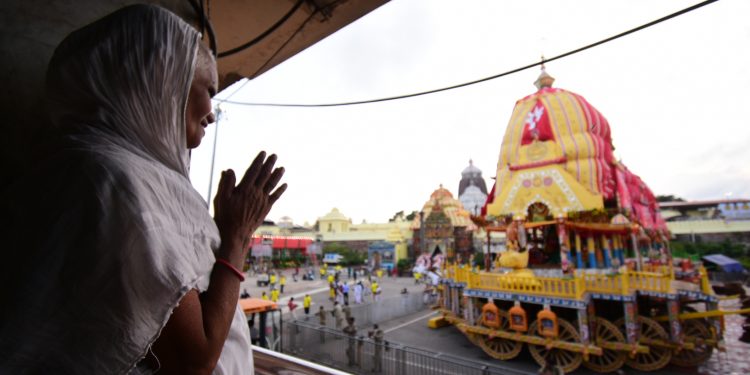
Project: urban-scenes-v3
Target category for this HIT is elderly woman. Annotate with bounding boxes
[0,4,285,374]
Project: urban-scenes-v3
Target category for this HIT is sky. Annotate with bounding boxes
[189,0,750,226]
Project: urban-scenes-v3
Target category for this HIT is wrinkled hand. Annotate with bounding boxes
[214,151,287,258]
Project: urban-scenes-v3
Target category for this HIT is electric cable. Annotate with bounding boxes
[218,0,719,108]
[204,2,321,201]
[217,0,306,58]
[213,1,322,103]
[189,0,217,57]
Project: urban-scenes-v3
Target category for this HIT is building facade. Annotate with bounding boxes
[458,159,488,216]
[411,185,477,262]
[661,199,750,244]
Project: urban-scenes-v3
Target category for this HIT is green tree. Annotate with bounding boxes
[323,243,366,266]
[656,195,685,202]
[671,240,750,268]
[405,211,418,221]
[389,210,405,222]
[397,258,411,270]
[473,252,484,268]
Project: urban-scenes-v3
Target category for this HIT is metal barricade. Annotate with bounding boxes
[282,319,532,375]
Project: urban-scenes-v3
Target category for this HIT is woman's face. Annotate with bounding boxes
[185,49,218,149]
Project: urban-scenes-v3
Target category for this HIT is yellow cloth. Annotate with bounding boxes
[270,275,277,284]
[303,295,312,308]
[271,289,279,302]
[280,276,286,285]
[262,294,269,301]
[327,275,334,284]
[320,268,326,276]
[371,282,379,293]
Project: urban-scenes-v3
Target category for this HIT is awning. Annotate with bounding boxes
[702,254,745,273]
[250,236,313,249]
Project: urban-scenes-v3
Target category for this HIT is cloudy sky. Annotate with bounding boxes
[189,0,750,226]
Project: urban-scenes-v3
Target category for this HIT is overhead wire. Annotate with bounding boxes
[217,0,306,58]
[205,1,322,200]
[218,0,719,108]
[213,0,320,105]
[188,0,217,57]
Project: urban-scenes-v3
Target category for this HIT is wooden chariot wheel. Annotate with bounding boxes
[463,330,482,346]
[614,316,672,372]
[477,310,523,360]
[583,317,627,373]
[528,318,583,374]
[670,317,715,367]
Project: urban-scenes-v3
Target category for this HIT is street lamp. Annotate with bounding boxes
[419,211,425,259]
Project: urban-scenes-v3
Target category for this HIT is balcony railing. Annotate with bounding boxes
[253,345,349,375]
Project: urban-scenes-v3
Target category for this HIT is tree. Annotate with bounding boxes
[389,210,405,222]
[390,210,419,222]
[323,243,366,266]
[671,240,750,268]
[656,195,685,203]
[473,252,484,268]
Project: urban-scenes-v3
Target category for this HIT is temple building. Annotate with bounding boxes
[482,66,668,271]
[315,208,411,266]
[412,185,477,262]
[458,159,488,216]
[660,198,750,244]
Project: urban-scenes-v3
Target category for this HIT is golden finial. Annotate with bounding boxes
[534,55,555,90]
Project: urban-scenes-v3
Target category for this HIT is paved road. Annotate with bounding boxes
[376,298,750,375]
[240,271,420,316]
[241,273,750,375]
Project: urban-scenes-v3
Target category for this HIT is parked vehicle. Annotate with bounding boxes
[257,273,270,287]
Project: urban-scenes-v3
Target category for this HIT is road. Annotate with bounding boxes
[376,298,750,375]
[242,272,750,374]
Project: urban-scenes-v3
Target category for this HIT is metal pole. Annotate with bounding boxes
[419,211,426,258]
[485,229,491,271]
[206,106,222,203]
[259,311,267,349]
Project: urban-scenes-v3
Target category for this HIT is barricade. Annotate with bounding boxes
[282,319,532,375]
[310,293,428,329]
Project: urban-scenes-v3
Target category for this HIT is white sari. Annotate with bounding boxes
[0,5,252,374]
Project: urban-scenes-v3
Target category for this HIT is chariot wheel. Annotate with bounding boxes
[615,316,672,372]
[583,317,627,373]
[477,310,523,360]
[671,317,715,367]
[464,330,481,346]
[528,317,583,373]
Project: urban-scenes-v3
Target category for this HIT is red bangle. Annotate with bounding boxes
[216,258,245,281]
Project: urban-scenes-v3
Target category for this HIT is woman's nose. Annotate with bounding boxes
[206,111,216,124]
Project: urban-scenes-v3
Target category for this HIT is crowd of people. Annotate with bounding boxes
[315,301,386,372]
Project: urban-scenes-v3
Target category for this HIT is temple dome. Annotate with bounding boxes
[319,208,349,221]
[485,70,667,232]
[430,184,454,200]
[459,159,488,196]
[461,159,481,177]
[493,78,617,201]
[413,185,476,230]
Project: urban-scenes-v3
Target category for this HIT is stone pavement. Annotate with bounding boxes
[237,270,750,374]
[239,270,423,315]
[697,297,750,375]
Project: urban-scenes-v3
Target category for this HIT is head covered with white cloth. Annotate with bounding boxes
[0,4,226,373]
